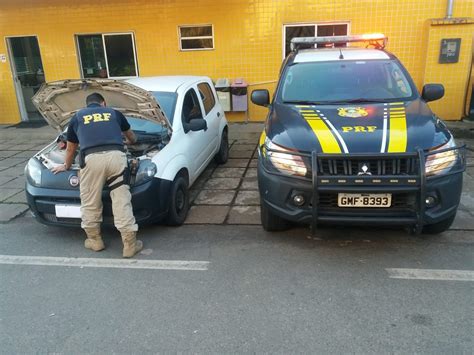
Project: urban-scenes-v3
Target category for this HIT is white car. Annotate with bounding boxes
[26,76,229,226]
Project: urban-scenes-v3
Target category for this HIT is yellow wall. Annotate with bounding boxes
[0,0,473,124]
[423,19,474,119]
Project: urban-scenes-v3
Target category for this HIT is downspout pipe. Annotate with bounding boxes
[446,0,454,18]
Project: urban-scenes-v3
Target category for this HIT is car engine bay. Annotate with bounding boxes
[36,129,169,170]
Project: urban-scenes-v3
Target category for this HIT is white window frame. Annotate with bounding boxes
[282,22,351,59]
[178,24,214,51]
[76,32,139,79]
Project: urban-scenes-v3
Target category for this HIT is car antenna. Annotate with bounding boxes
[339,48,344,60]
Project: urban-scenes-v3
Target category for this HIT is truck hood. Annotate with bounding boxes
[266,100,451,153]
[32,79,172,133]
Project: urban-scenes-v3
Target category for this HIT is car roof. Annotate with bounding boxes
[126,75,210,92]
[293,48,391,63]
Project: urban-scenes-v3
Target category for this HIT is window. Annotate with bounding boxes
[76,33,138,78]
[179,25,214,51]
[182,89,203,124]
[197,83,216,115]
[283,22,349,58]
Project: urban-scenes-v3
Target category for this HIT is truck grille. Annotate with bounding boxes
[317,156,419,176]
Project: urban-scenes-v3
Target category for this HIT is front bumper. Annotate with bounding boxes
[258,147,465,231]
[26,177,172,227]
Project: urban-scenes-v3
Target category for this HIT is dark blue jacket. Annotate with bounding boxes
[67,103,130,153]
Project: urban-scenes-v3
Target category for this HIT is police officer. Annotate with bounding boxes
[51,93,143,258]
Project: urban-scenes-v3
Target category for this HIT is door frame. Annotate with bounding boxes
[5,34,45,122]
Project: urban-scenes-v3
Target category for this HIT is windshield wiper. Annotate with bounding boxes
[341,98,389,103]
[133,130,163,136]
[283,100,332,105]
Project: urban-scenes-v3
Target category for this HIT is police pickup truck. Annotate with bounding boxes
[251,34,465,234]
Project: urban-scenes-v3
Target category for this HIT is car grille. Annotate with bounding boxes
[316,156,419,176]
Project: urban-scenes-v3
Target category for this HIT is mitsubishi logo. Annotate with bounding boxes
[358,163,372,176]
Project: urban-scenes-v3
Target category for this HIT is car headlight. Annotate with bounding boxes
[134,159,157,185]
[263,137,307,177]
[25,158,42,186]
[425,136,459,176]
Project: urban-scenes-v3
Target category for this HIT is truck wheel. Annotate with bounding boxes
[422,214,456,235]
[166,175,189,226]
[260,198,289,231]
[215,129,229,164]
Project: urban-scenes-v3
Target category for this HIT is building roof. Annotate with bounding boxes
[294,48,391,63]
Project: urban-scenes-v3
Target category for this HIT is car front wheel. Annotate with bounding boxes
[166,175,189,226]
[260,198,289,231]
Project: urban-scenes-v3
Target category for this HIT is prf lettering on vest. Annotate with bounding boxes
[83,112,112,124]
[342,126,377,133]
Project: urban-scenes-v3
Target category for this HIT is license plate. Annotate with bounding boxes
[55,204,82,218]
[337,193,392,208]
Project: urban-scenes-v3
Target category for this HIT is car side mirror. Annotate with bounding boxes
[184,118,207,133]
[422,84,444,102]
[251,89,270,107]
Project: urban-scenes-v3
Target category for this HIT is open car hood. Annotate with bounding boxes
[32,79,172,133]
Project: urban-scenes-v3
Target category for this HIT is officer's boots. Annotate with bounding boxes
[122,232,143,258]
[84,228,105,252]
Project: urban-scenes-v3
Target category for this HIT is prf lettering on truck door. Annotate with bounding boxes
[82,113,112,124]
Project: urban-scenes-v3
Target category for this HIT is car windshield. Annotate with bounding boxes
[279,60,414,103]
[127,91,177,133]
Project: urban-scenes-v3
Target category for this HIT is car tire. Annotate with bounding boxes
[260,198,290,231]
[166,175,189,226]
[214,129,229,164]
[422,213,456,235]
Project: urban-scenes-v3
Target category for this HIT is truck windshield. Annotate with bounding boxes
[279,60,414,103]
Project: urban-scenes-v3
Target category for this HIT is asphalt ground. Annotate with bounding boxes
[0,216,473,353]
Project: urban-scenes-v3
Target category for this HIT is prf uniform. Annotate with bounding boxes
[67,102,142,257]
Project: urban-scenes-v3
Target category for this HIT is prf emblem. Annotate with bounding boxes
[82,112,112,125]
[338,107,368,118]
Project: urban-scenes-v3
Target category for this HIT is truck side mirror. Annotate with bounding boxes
[422,84,444,102]
[251,90,270,107]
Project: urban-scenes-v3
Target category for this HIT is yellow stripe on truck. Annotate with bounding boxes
[387,104,407,153]
[300,110,341,153]
[259,130,266,147]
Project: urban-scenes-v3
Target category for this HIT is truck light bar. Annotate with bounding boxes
[290,34,388,51]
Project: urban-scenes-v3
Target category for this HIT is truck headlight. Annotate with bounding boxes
[264,137,307,177]
[425,136,458,176]
[25,158,42,186]
[134,160,157,185]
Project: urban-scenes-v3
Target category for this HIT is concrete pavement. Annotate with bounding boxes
[0,121,472,231]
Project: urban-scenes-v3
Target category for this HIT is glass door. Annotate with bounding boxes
[6,36,46,122]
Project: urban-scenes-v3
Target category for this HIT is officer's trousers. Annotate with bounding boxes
[79,150,138,233]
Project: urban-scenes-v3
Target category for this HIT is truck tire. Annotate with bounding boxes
[260,198,289,231]
[422,213,456,235]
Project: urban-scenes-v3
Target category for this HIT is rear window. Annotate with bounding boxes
[279,60,414,103]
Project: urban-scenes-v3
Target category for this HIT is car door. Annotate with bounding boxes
[197,81,220,155]
[180,87,213,174]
